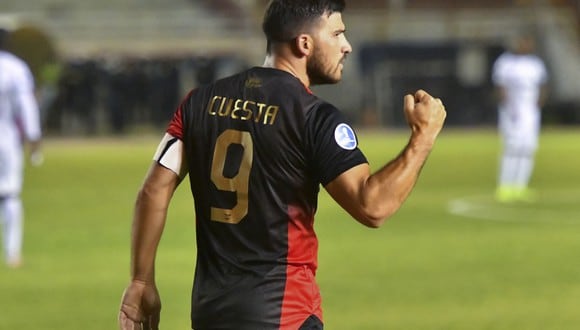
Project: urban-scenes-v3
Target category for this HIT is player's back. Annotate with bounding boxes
[175,67,326,328]
[181,66,323,268]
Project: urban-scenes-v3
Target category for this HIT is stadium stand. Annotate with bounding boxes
[0,0,578,132]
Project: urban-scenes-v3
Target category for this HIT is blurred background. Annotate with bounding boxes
[1,3,579,329]
[0,0,579,135]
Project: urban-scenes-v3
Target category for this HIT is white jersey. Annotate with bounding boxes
[492,52,547,150]
[0,50,41,195]
[492,52,547,121]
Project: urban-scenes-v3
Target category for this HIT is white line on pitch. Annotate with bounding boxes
[447,190,580,224]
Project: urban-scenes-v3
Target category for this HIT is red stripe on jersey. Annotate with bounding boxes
[167,90,194,139]
[166,106,183,139]
[280,205,322,329]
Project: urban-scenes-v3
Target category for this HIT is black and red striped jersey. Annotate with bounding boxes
[166,67,367,329]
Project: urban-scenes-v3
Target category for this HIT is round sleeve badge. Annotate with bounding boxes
[334,123,357,150]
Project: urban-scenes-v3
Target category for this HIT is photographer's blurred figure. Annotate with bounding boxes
[492,30,548,203]
[0,28,43,268]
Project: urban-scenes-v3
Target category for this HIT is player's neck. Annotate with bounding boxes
[263,54,310,88]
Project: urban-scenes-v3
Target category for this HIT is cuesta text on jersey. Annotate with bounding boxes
[207,95,280,125]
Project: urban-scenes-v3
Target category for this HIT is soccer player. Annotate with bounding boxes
[118,1,446,329]
[0,28,43,268]
[492,31,548,203]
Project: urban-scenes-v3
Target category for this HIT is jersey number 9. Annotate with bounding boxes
[210,129,253,224]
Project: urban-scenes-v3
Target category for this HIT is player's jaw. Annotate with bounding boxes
[307,48,346,85]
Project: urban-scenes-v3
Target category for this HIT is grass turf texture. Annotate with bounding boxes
[1,128,579,329]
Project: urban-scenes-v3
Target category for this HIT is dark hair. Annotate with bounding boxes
[262,0,346,53]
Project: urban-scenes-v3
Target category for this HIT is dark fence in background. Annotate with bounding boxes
[41,55,248,136]
[358,41,580,127]
[40,44,580,136]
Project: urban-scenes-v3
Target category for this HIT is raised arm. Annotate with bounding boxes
[324,90,446,228]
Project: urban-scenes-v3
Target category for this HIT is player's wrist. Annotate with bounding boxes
[408,132,436,152]
[130,278,154,286]
[30,150,44,166]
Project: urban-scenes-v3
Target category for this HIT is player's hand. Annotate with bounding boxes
[119,280,161,330]
[30,151,44,167]
[29,140,43,167]
[403,90,446,145]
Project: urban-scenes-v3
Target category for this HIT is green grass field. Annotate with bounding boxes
[1,128,579,330]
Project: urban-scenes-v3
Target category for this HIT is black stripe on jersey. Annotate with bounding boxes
[156,137,179,163]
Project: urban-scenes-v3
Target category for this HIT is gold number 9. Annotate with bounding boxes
[210,129,253,224]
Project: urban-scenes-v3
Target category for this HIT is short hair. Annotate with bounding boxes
[262,0,346,53]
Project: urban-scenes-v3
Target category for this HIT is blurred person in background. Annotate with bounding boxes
[0,28,43,268]
[37,60,62,129]
[492,30,548,203]
[118,0,446,329]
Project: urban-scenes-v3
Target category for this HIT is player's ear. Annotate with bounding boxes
[294,34,313,56]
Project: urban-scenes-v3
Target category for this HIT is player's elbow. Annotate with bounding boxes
[135,186,155,210]
[359,216,386,228]
[355,209,394,228]
[135,182,170,211]
[355,202,401,228]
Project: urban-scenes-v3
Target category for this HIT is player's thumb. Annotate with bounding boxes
[404,94,415,111]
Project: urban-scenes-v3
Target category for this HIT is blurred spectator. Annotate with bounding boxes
[147,59,181,128]
[37,60,63,128]
[41,54,246,135]
[102,58,133,134]
[66,59,99,135]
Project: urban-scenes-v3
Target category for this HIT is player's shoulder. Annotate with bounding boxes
[526,54,546,66]
[494,52,515,64]
[305,99,344,126]
[0,51,28,69]
[312,100,339,114]
[0,51,34,85]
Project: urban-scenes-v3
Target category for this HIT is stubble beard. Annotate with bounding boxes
[307,49,342,85]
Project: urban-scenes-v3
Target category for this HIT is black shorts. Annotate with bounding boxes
[192,314,323,329]
[299,315,323,330]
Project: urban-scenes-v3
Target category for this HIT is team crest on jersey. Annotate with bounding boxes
[334,123,357,150]
[245,77,262,88]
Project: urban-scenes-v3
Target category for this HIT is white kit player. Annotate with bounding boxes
[492,31,548,203]
[0,29,43,268]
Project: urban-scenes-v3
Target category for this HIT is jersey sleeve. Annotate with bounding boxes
[166,104,184,139]
[537,57,548,84]
[155,91,197,177]
[491,54,508,87]
[166,89,195,139]
[12,61,42,141]
[305,103,368,186]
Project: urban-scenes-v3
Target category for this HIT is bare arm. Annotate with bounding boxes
[119,162,182,330]
[325,90,446,228]
[131,163,181,282]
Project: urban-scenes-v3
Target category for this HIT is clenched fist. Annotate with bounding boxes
[404,89,446,146]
